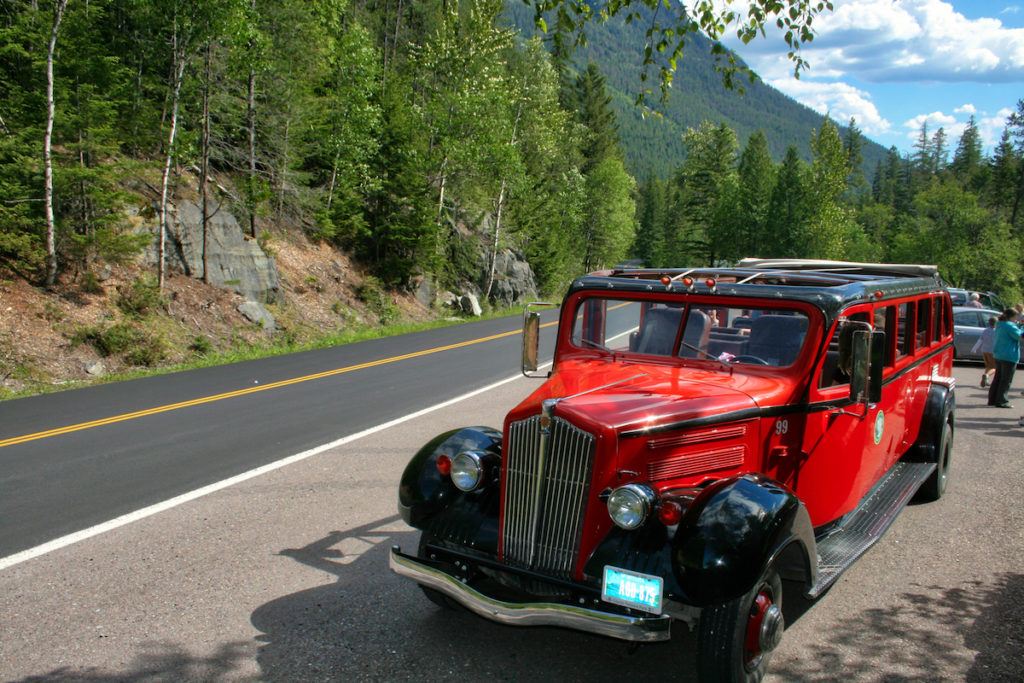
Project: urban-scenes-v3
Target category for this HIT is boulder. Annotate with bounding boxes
[412,276,434,308]
[487,249,538,306]
[237,300,276,330]
[459,293,483,317]
[143,199,281,303]
[436,290,459,310]
[84,360,106,377]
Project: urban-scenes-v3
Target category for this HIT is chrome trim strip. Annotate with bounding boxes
[389,546,671,643]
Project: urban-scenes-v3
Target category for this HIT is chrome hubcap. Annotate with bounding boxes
[759,604,784,653]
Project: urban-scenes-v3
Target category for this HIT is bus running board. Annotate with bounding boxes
[808,461,936,598]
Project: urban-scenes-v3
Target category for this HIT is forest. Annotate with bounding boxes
[633,111,1024,302]
[0,0,636,300]
[1,0,1023,306]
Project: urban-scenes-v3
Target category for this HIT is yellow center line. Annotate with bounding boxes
[0,320,560,449]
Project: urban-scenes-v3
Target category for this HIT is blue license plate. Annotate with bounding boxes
[601,565,663,614]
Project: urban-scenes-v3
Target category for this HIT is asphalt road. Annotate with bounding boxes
[0,363,1021,682]
[0,310,567,558]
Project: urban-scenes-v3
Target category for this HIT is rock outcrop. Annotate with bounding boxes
[145,199,281,303]
[486,249,538,306]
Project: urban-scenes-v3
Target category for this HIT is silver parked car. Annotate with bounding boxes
[952,306,1001,361]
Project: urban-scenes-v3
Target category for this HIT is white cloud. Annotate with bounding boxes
[718,0,1024,83]
[902,111,966,142]
[901,107,1016,147]
[1002,5,1021,15]
[955,103,977,114]
[979,107,1016,146]
[770,79,892,134]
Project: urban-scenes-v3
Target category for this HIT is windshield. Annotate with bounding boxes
[570,298,811,368]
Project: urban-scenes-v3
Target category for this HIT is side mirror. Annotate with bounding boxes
[849,329,884,404]
[522,302,557,377]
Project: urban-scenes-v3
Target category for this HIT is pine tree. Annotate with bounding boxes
[843,117,867,201]
[765,146,810,258]
[989,127,1019,218]
[911,120,933,194]
[951,116,985,192]
[634,173,666,267]
[730,130,775,260]
[1006,99,1024,229]
[572,63,619,173]
[931,127,948,176]
[668,121,737,264]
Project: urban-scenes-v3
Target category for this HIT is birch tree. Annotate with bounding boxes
[43,0,68,287]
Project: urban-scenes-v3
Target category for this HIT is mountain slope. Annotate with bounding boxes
[505,4,888,179]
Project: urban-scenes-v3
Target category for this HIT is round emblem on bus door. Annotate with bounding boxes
[873,410,885,445]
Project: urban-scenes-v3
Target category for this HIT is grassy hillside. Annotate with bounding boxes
[504,3,888,178]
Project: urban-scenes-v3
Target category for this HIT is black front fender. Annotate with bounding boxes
[671,474,816,606]
[398,426,502,554]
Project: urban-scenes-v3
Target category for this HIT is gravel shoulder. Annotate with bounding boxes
[0,366,1021,682]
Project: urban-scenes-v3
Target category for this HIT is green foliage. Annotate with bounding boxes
[506,2,887,181]
[72,318,165,366]
[667,121,738,264]
[582,157,636,270]
[116,276,163,316]
[189,335,214,355]
[633,173,667,267]
[80,272,104,295]
[356,275,398,323]
[73,320,141,356]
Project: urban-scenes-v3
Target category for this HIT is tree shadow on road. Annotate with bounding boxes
[11,641,255,682]
[771,573,1024,682]
[251,520,708,682]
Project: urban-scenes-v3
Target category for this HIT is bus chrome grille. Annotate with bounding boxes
[502,415,595,578]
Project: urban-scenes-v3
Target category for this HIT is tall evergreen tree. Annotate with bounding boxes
[951,116,985,192]
[931,127,948,176]
[727,130,775,260]
[843,117,867,200]
[1006,99,1024,230]
[765,145,810,258]
[668,121,737,264]
[634,172,666,267]
[989,127,1019,219]
[572,63,619,173]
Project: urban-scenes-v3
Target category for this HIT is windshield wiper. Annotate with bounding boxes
[577,338,611,352]
[678,340,733,372]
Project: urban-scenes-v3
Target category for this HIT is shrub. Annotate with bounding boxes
[123,332,166,366]
[116,276,162,316]
[189,335,213,355]
[72,321,143,356]
[80,272,103,295]
[356,276,398,324]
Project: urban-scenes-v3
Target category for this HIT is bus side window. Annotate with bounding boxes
[874,305,896,367]
[916,298,932,349]
[896,303,911,358]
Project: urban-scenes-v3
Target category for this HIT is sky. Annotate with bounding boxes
[708,0,1023,153]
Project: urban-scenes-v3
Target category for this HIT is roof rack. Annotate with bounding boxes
[603,259,941,287]
[734,259,939,279]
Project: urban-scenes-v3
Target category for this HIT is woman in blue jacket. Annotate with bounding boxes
[987,309,1023,407]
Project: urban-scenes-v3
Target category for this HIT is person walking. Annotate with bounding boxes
[972,316,998,387]
[987,308,1022,408]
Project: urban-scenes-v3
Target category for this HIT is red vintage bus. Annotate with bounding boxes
[391,259,955,682]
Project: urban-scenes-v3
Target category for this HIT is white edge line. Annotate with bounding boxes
[0,360,553,572]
